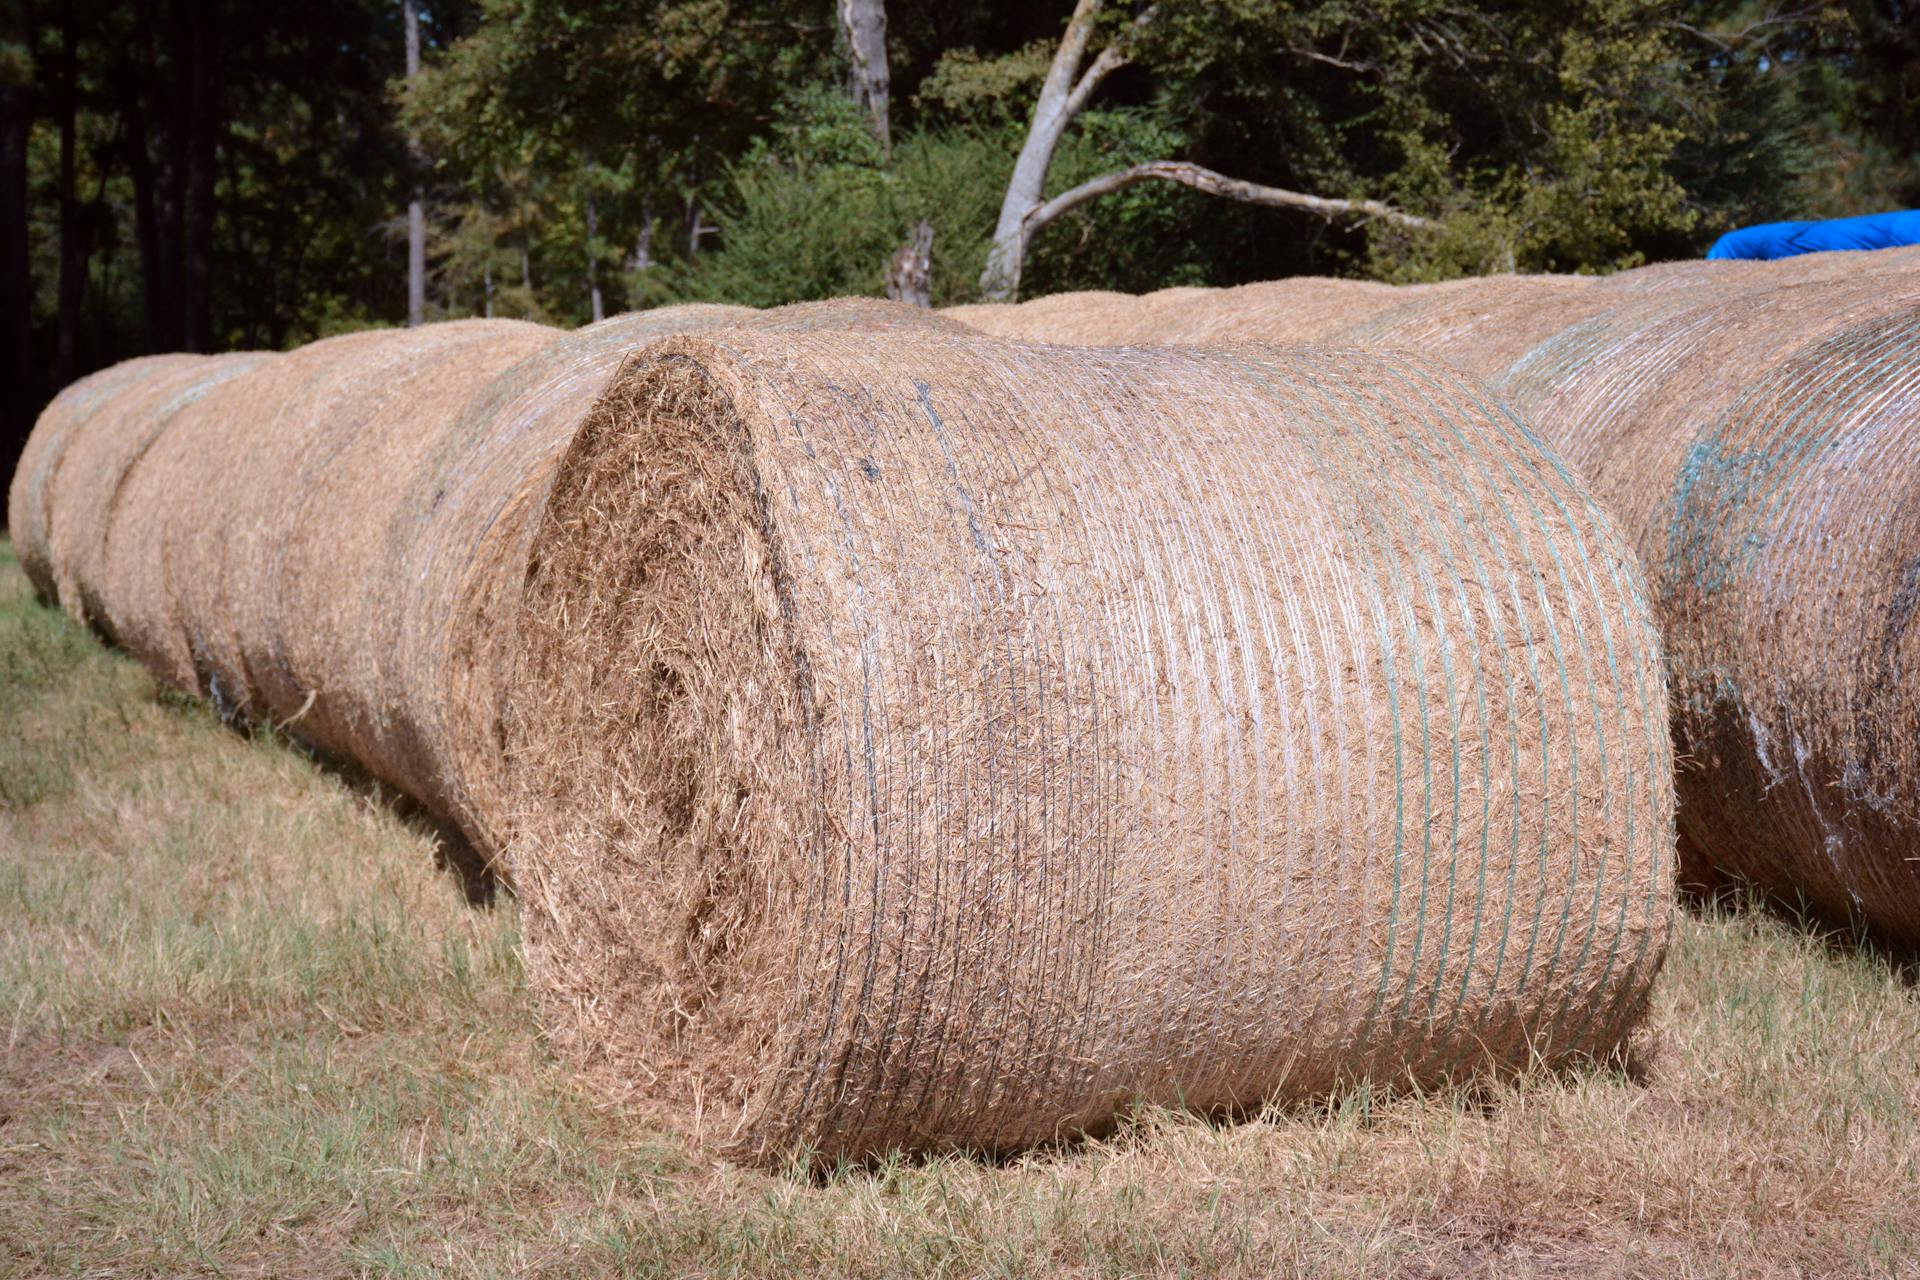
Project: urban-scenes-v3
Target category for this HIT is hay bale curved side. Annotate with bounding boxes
[1591,258,1775,294]
[1327,275,1611,380]
[938,290,1142,342]
[1593,245,1920,295]
[507,329,1674,1165]
[234,321,559,797]
[7,354,220,603]
[1660,305,1920,939]
[1150,277,1412,345]
[1496,275,1920,567]
[61,353,281,643]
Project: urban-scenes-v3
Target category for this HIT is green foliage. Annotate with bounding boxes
[913,41,1055,126]
[14,0,1920,490]
[679,81,1201,306]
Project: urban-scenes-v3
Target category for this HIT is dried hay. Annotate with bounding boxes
[6,354,253,609]
[1138,277,1407,345]
[946,279,1408,347]
[1327,275,1611,381]
[941,290,1142,343]
[1495,275,1920,940]
[1495,275,1920,557]
[1594,244,1920,295]
[1658,303,1920,940]
[26,301,965,867]
[507,328,1674,1164]
[1591,258,1776,295]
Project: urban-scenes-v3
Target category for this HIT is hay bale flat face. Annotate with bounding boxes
[397,298,975,856]
[1660,305,1920,939]
[509,330,1674,1165]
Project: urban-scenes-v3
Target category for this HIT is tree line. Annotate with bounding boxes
[3,0,1916,487]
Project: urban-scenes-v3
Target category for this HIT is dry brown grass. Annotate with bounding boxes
[1,535,1916,1278]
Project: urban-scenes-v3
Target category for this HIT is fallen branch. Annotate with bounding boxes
[1022,159,1435,238]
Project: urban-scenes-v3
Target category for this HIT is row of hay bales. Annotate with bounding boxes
[955,244,1920,948]
[8,297,1672,1163]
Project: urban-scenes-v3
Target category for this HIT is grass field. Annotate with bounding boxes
[2,536,1917,1279]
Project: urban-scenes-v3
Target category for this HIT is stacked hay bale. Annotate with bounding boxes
[1496,274,1920,554]
[509,328,1673,1162]
[395,297,965,852]
[1590,244,1920,295]
[11,301,967,864]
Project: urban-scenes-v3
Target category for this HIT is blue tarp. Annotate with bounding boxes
[1707,210,1920,260]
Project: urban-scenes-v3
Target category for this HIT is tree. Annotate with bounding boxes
[405,0,424,327]
[886,217,931,304]
[0,3,30,461]
[978,0,1428,300]
[838,0,890,159]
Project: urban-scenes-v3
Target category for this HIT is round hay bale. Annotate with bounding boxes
[1593,245,1920,296]
[946,279,1414,348]
[210,329,534,724]
[24,301,965,865]
[1660,303,1920,939]
[1761,242,1920,285]
[1327,275,1611,380]
[225,321,559,795]
[507,328,1674,1165]
[7,354,236,606]
[737,296,971,335]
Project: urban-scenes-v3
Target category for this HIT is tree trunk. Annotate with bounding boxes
[483,263,493,319]
[183,3,218,352]
[55,7,83,384]
[979,0,1136,301]
[631,206,654,273]
[124,102,166,351]
[584,188,604,323]
[977,1,1426,301]
[147,0,190,353]
[686,190,708,257]
[837,0,890,160]
[0,1,32,447]
[521,247,531,292]
[886,219,933,307]
[405,0,425,327]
